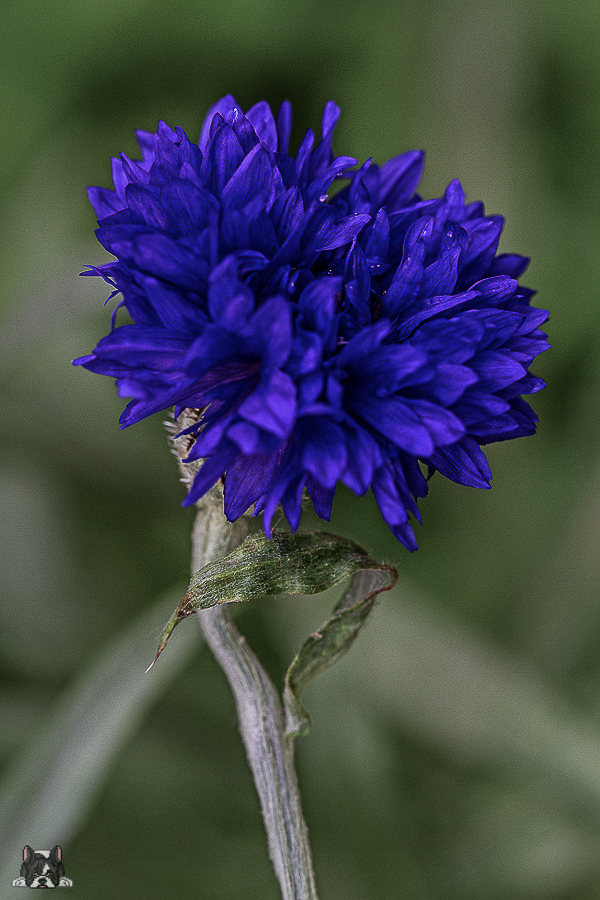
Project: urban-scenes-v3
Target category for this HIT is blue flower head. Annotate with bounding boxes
[74,97,549,550]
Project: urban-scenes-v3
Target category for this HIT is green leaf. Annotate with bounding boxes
[283,566,397,738]
[149,532,397,734]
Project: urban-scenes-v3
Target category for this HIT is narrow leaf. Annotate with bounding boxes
[149,532,397,679]
[283,566,397,738]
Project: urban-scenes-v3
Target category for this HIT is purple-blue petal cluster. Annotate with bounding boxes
[75,96,549,550]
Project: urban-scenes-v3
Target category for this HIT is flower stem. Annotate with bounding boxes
[192,492,319,900]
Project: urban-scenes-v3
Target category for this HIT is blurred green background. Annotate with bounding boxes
[0,0,599,897]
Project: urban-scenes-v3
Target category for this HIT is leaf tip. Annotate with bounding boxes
[144,647,163,674]
[146,607,183,672]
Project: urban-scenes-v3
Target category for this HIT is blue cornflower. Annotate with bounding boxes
[74,97,548,550]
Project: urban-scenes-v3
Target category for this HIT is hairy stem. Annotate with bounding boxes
[192,492,319,900]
